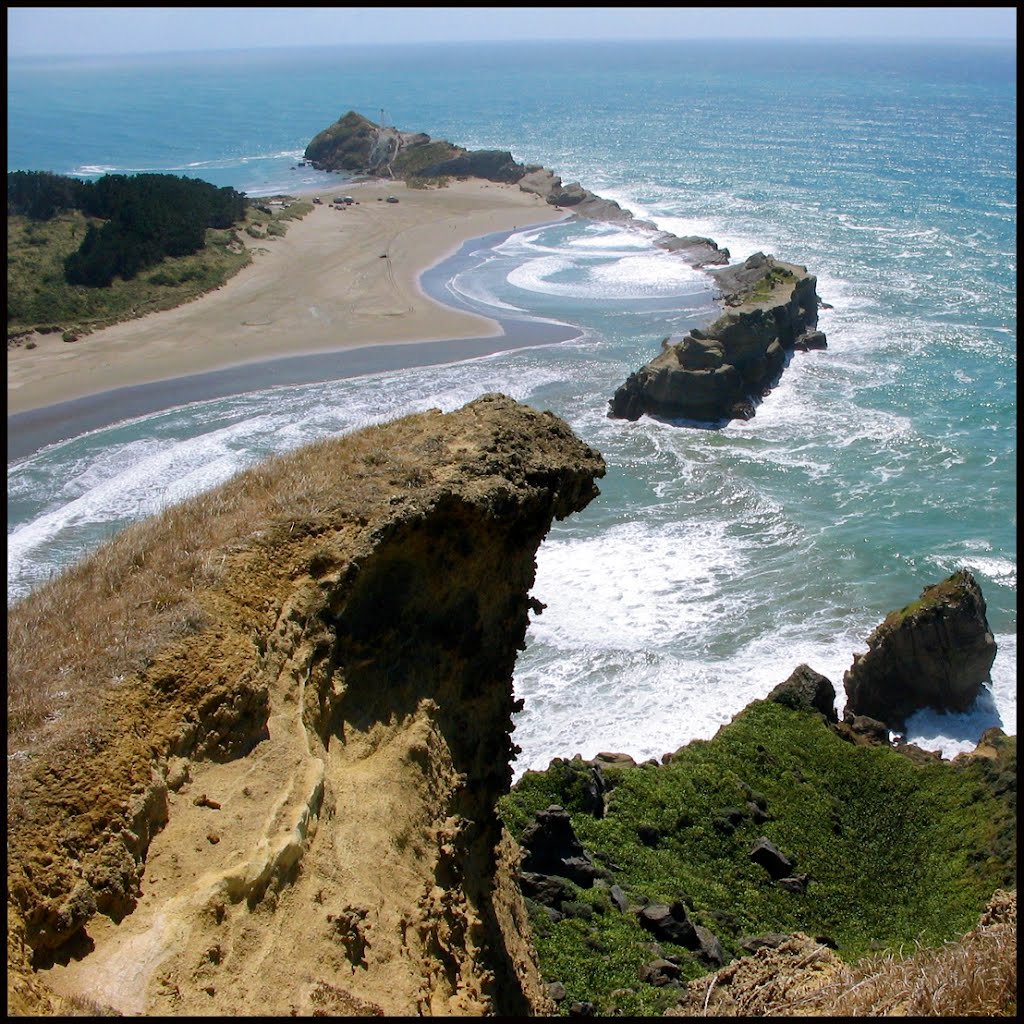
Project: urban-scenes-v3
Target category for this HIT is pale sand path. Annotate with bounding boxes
[7,178,565,416]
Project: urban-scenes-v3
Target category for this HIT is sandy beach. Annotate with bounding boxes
[7,178,565,416]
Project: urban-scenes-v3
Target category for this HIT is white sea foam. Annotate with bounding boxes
[73,150,308,178]
[512,610,874,776]
[924,554,1017,589]
[506,250,706,301]
[635,213,768,265]
[9,41,1015,796]
[7,416,283,601]
[72,163,120,175]
[526,519,745,653]
[566,230,653,251]
[445,266,529,314]
[902,631,1017,758]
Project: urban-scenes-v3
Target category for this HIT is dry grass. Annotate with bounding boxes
[795,890,1017,1017]
[682,890,1016,1017]
[6,415,447,776]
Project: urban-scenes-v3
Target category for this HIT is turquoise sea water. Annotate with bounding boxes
[7,40,1016,772]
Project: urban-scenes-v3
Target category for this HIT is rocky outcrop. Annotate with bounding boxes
[6,394,605,1017]
[413,149,529,184]
[767,664,839,722]
[304,112,729,267]
[843,569,997,730]
[608,252,827,424]
[518,805,607,887]
[305,113,821,429]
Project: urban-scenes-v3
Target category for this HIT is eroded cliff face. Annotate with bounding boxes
[6,394,605,1017]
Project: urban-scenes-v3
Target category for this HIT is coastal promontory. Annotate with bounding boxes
[304,110,729,267]
[7,395,605,1016]
[305,112,829,427]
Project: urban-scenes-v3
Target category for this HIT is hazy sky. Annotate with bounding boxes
[7,6,1017,58]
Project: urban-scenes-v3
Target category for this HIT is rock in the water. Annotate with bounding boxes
[843,570,997,729]
[609,253,825,425]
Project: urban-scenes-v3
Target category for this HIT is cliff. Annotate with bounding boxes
[609,252,827,424]
[6,394,605,1017]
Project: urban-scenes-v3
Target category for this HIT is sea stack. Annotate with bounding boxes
[609,252,827,425]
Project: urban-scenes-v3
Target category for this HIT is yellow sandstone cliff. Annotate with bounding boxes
[6,394,605,1016]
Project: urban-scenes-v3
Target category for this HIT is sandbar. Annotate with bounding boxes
[6,178,566,417]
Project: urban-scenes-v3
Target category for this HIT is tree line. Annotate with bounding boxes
[7,170,248,287]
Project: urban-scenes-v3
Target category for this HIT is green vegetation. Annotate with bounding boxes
[9,171,248,288]
[883,569,970,629]
[7,210,250,336]
[742,265,797,306]
[499,700,1015,1016]
[7,178,310,337]
[405,176,451,190]
[390,140,460,178]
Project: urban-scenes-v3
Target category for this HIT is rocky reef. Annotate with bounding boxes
[608,252,828,424]
[6,395,605,1016]
[304,111,729,267]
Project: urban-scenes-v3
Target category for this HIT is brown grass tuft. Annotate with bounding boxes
[678,890,1016,1017]
[793,889,1017,1017]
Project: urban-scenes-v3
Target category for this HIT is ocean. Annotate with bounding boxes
[7,39,1016,774]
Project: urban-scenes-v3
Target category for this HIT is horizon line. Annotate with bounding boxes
[8,34,1017,61]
